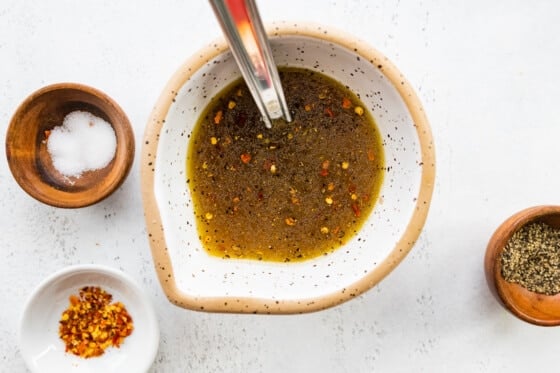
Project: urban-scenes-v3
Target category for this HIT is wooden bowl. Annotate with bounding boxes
[485,205,560,326]
[6,83,134,208]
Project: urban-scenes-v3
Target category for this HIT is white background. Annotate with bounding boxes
[2,0,560,372]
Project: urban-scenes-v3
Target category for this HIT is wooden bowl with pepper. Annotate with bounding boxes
[485,205,560,326]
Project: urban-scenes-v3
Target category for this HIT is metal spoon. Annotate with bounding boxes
[209,0,292,128]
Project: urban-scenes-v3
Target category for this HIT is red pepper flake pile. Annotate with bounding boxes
[58,286,134,359]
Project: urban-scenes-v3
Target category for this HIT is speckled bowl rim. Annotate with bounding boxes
[141,22,436,314]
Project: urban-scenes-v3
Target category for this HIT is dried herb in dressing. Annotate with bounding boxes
[501,222,560,295]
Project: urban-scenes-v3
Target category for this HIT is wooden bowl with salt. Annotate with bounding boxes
[5,83,134,208]
[485,205,560,326]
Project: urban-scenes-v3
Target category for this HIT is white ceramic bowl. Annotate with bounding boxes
[142,23,435,314]
[19,265,159,373]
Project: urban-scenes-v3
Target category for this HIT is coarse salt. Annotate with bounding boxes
[47,110,117,178]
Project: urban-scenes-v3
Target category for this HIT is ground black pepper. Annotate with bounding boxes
[501,222,560,295]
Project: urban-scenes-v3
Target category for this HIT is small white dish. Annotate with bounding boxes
[19,264,159,373]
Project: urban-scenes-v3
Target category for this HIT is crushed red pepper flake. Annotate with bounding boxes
[240,153,252,164]
[214,110,223,124]
[58,286,134,359]
[351,203,361,217]
[319,159,330,177]
[342,97,352,109]
[325,107,334,117]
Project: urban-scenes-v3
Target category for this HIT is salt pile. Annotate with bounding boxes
[47,110,117,177]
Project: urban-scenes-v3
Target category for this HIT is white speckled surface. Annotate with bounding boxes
[2,0,560,371]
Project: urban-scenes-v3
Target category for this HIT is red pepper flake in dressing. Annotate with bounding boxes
[351,203,361,217]
[214,110,223,124]
[342,97,352,109]
[240,153,251,164]
[285,217,297,226]
[320,160,330,176]
[325,107,334,117]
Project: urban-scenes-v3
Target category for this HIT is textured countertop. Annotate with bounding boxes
[2,1,560,372]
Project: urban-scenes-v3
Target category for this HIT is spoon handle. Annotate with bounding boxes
[209,0,292,128]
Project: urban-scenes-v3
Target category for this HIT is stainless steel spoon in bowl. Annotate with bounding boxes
[209,0,292,128]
